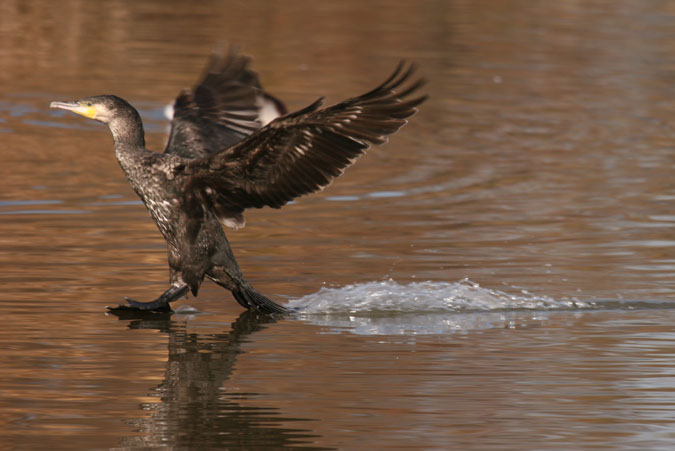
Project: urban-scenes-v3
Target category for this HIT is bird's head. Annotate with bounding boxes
[50,95,134,125]
[50,95,145,146]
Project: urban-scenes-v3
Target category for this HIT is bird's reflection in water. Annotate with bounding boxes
[112,310,330,450]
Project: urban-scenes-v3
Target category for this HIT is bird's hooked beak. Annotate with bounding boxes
[49,101,98,120]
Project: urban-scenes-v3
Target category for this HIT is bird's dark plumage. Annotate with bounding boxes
[165,46,287,159]
[50,48,426,314]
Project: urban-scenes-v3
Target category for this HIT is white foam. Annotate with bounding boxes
[287,279,593,336]
[288,278,588,314]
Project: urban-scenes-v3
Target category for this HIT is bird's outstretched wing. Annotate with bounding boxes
[164,46,286,159]
[180,62,426,230]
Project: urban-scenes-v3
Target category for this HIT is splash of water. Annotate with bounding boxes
[287,279,594,336]
[288,278,590,314]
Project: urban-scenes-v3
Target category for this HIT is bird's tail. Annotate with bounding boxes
[232,285,289,314]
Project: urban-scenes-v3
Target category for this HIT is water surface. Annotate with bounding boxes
[3,0,675,449]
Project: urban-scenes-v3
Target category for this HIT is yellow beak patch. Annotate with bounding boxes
[74,104,98,119]
[49,101,98,120]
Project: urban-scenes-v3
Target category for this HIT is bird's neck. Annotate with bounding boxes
[108,115,150,191]
[109,116,146,149]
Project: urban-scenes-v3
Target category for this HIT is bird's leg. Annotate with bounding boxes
[207,267,290,314]
[107,283,189,312]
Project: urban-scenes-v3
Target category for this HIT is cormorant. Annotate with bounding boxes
[50,49,426,314]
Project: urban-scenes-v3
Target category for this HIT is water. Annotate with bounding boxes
[3,0,675,449]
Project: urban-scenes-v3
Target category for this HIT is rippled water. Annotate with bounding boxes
[4,0,675,449]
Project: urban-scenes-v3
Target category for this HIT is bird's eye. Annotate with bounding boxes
[87,102,93,107]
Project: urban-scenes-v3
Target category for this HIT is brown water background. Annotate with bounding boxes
[3,0,675,449]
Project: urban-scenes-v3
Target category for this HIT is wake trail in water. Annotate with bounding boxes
[286,279,674,335]
[288,278,591,314]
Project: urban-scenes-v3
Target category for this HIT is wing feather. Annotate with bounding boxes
[182,62,427,229]
[164,45,286,159]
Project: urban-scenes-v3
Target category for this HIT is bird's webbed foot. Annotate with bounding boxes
[106,284,189,313]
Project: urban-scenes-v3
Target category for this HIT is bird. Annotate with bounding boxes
[50,48,427,314]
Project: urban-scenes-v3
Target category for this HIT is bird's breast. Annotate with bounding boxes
[142,192,182,240]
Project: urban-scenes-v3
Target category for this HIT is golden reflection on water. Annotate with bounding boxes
[3,0,675,449]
